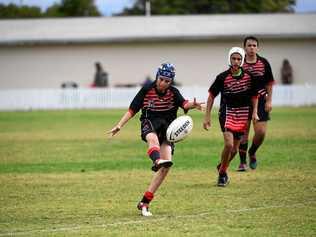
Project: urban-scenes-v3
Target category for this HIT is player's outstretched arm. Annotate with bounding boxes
[184,97,205,111]
[107,110,133,137]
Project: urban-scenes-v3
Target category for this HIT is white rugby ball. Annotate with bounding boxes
[166,115,193,143]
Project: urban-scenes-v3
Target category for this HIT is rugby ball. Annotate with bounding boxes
[166,115,193,143]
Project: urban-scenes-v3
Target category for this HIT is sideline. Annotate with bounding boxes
[0,201,314,236]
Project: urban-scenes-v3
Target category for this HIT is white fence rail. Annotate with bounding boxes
[0,85,315,111]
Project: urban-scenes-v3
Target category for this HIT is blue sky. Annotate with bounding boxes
[0,0,315,16]
[0,0,134,15]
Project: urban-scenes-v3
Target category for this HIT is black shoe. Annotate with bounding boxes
[249,154,257,170]
[151,159,173,172]
[217,173,230,187]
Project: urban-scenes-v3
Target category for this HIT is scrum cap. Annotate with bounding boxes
[156,63,176,80]
[228,47,245,67]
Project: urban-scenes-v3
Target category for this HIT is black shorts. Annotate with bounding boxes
[257,95,270,122]
[141,118,173,145]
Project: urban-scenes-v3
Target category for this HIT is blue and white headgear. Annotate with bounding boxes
[156,63,176,81]
[228,47,245,67]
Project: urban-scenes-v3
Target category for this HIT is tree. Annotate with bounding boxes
[0,0,101,18]
[45,4,65,17]
[118,0,296,16]
[0,3,42,18]
[45,0,101,17]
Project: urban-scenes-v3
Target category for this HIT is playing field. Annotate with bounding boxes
[0,107,315,236]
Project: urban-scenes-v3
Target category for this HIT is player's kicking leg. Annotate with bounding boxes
[138,141,172,216]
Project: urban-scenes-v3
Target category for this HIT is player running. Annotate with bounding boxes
[203,47,259,187]
[237,36,275,171]
[108,63,203,216]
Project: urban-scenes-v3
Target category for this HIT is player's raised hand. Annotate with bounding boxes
[192,97,205,111]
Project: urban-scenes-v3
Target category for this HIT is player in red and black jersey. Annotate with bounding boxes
[108,63,203,216]
[237,36,275,171]
[203,47,259,187]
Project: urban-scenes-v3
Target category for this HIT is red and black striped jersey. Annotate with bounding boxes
[208,68,258,109]
[243,55,274,96]
[129,82,188,122]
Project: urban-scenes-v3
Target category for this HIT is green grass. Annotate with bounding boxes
[0,107,315,236]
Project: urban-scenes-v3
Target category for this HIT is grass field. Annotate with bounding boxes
[0,107,315,236]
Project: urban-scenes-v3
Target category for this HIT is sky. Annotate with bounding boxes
[0,0,315,16]
[0,0,134,16]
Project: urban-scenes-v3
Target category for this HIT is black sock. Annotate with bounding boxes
[147,147,160,163]
[248,142,260,157]
[239,142,248,164]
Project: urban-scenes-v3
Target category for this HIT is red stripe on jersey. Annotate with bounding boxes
[143,88,176,111]
[143,100,175,107]
[144,98,174,103]
[224,106,250,132]
[258,89,266,96]
[223,74,252,94]
[243,60,265,77]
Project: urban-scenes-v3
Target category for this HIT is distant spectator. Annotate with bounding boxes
[281,59,293,85]
[114,83,138,88]
[61,81,78,88]
[171,80,181,87]
[142,75,153,86]
[93,62,109,87]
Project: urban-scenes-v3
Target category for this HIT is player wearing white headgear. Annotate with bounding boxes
[203,47,259,187]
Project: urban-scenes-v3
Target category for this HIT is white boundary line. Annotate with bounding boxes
[0,201,315,236]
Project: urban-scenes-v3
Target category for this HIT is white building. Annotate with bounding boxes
[0,14,315,89]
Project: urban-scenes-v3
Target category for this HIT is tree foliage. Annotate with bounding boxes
[118,0,296,15]
[0,0,101,18]
[0,3,42,18]
[0,0,297,18]
[45,0,101,17]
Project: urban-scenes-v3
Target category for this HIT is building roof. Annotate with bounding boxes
[0,14,315,45]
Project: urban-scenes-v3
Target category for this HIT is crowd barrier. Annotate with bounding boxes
[0,85,315,111]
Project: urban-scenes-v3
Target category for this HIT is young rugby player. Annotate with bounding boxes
[203,47,259,187]
[108,63,203,216]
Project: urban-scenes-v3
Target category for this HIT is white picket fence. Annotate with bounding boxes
[0,85,315,111]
